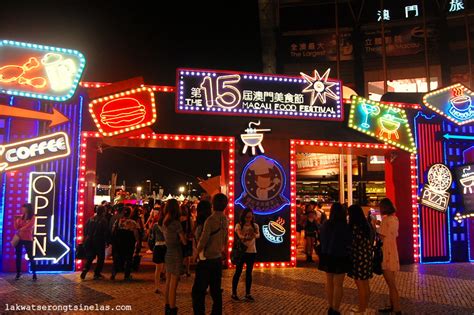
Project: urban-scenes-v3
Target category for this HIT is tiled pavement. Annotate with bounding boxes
[1,258,473,315]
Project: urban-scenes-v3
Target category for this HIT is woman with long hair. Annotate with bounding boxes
[194,200,212,260]
[232,208,260,302]
[318,203,351,315]
[347,204,374,314]
[151,206,167,294]
[13,203,36,280]
[180,204,193,277]
[378,198,401,315]
[162,199,187,315]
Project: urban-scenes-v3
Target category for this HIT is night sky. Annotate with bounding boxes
[0,1,262,193]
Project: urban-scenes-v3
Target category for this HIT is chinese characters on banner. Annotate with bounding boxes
[176,69,343,121]
[363,26,437,59]
[281,25,437,62]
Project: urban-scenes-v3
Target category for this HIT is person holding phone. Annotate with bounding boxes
[13,203,36,281]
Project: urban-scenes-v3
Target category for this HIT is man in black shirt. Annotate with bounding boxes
[81,206,110,280]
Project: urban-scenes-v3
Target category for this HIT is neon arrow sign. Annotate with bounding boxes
[28,172,70,263]
[0,104,69,127]
[443,134,474,141]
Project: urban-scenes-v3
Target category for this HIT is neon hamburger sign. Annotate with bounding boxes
[89,86,156,136]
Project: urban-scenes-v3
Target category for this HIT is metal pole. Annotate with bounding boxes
[381,0,388,93]
[339,154,345,204]
[465,6,473,88]
[335,0,341,79]
[347,153,353,206]
[422,0,431,91]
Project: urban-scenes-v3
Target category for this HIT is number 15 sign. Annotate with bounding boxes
[176,68,343,121]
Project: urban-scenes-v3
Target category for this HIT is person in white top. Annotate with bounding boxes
[378,198,401,315]
[231,208,260,302]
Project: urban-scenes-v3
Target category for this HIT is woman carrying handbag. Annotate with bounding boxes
[231,208,260,302]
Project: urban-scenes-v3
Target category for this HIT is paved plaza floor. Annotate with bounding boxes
[1,256,473,315]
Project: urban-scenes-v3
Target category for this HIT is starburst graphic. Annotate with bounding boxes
[300,69,339,105]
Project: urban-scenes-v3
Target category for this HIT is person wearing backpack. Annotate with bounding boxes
[81,206,110,280]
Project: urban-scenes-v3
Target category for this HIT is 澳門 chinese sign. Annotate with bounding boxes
[422,83,474,126]
[176,68,343,121]
[0,40,85,101]
[348,96,416,153]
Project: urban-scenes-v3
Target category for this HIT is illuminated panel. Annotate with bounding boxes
[89,87,156,137]
[77,132,235,270]
[419,164,452,212]
[28,172,70,263]
[0,132,71,172]
[80,81,175,93]
[0,40,86,101]
[349,96,417,153]
[453,164,474,219]
[235,155,289,215]
[176,68,343,121]
[290,139,420,263]
[422,83,474,126]
[413,113,449,262]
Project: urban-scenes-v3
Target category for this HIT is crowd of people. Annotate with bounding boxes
[12,194,401,315]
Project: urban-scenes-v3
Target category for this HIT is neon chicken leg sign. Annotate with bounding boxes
[28,172,70,263]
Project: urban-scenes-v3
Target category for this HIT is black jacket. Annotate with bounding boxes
[85,215,110,247]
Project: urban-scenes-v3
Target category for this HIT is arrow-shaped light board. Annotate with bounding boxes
[28,172,70,264]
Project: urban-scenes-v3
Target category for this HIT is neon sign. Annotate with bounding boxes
[420,164,452,212]
[236,155,289,215]
[262,217,286,244]
[0,104,69,127]
[28,172,70,263]
[454,164,474,218]
[0,132,70,172]
[176,68,343,121]
[300,69,339,105]
[348,96,416,153]
[422,83,474,125]
[89,87,156,137]
[240,121,271,155]
[0,40,86,101]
